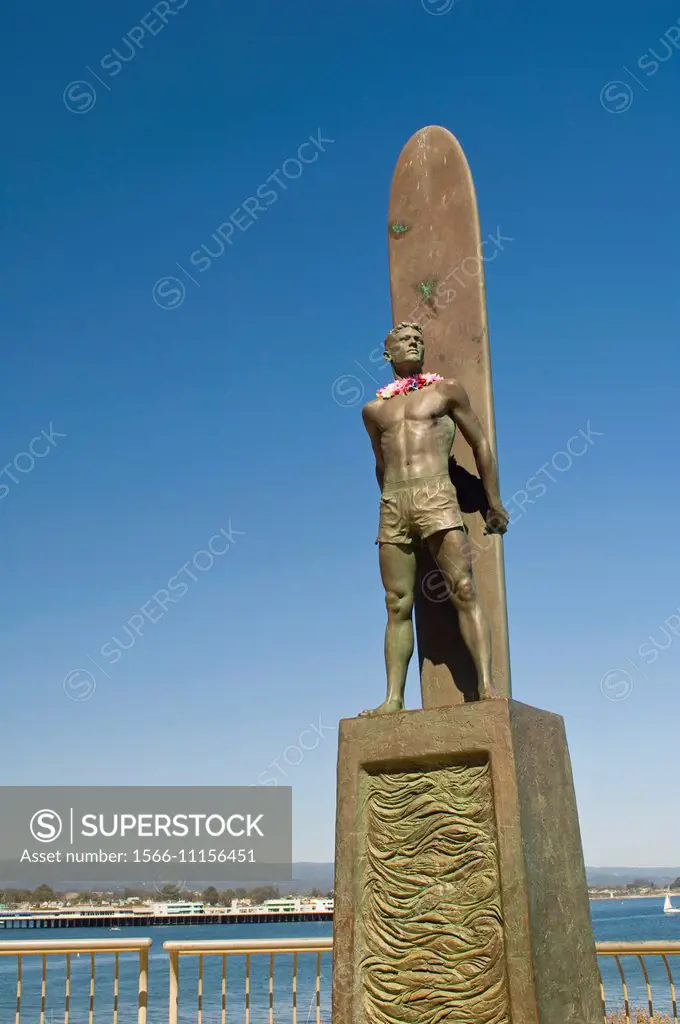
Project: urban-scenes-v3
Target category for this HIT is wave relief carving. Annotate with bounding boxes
[357,762,509,1024]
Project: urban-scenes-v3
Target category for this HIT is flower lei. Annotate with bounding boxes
[376,373,443,400]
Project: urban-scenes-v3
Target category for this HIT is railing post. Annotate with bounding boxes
[168,950,179,1024]
[138,946,149,1024]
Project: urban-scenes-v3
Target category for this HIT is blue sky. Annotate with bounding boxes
[2,0,679,868]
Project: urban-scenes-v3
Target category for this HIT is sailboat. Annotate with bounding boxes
[663,893,680,914]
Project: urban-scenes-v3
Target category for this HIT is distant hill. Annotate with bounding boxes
[286,864,680,891]
[4,863,678,893]
[290,864,680,891]
[585,867,680,886]
[0,862,337,894]
[286,863,335,892]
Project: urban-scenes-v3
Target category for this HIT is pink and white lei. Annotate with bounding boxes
[377,373,443,400]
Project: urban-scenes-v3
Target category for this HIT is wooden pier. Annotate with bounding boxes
[0,910,332,929]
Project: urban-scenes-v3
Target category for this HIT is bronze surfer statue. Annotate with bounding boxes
[361,322,509,713]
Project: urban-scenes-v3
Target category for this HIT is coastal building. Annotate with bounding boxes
[263,898,333,914]
[230,898,253,911]
[151,901,205,916]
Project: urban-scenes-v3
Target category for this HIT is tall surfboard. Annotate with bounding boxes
[387,125,510,707]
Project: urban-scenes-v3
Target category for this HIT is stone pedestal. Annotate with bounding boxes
[332,699,601,1024]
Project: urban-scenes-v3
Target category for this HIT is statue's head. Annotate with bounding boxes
[384,322,425,376]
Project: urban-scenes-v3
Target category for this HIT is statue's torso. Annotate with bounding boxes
[370,384,456,485]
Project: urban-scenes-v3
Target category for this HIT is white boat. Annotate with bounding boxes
[663,894,680,914]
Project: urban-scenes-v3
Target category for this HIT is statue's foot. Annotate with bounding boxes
[478,683,504,700]
[358,698,404,717]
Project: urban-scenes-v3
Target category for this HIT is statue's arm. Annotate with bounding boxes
[362,405,384,490]
[444,380,507,529]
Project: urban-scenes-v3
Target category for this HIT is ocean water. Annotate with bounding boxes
[593,896,680,1016]
[0,900,678,1021]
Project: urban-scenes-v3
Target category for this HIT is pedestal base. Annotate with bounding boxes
[332,699,601,1024]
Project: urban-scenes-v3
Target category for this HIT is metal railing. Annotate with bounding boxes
[598,942,680,1023]
[0,937,151,1024]
[0,935,677,1022]
[163,937,680,1024]
[164,937,333,1024]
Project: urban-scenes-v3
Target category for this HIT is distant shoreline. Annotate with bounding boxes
[589,894,674,901]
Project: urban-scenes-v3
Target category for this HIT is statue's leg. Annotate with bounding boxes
[426,528,498,699]
[360,542,416,716]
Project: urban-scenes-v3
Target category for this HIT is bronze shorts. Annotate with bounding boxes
[376,474,464,545]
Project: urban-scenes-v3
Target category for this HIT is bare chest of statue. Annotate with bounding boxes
[374,385,456,484]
